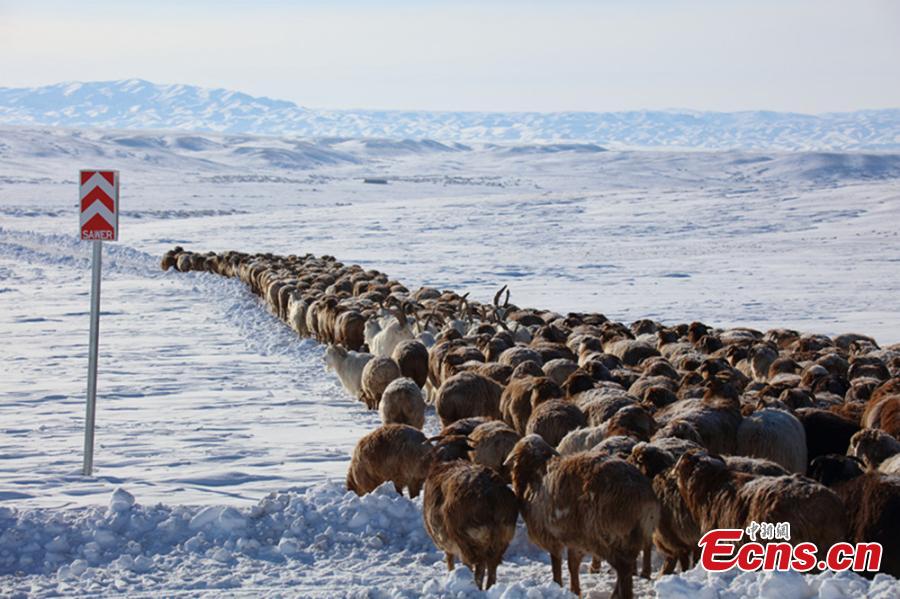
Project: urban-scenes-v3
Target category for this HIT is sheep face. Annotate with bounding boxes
[324,344,346,372]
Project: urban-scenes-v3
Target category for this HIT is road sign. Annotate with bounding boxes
[79,169,119,475]
[80,170,118,241]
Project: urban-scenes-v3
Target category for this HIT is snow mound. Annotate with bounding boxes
[655,566,899,599]
[0,483,581,597]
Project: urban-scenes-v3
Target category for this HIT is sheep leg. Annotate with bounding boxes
[640,542,652,579]
[474,563,486,590]
[486,562,499,590]
[408,481,423,498]
[445,553,455,571]
[590,555,603,573]
[610,556,635,599]
[550,552,563,587]
[567,548,583,597]
[393,482,403,494]
[659,556,677,576]
[678,552,691,573]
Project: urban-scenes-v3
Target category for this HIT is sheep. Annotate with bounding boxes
[391,339,429,388]
[498,346,543,368]
[346,424,433,497]
[525,399,587,447]
[863,390,900,437]
[795,407,860,465]
[628,442,700,576]
[847,428,900,470]
[809,455,900,577]
[467,421,520,479]
[674,450,848,556]
[369,309,415,357]
[720,457,785,477]
[880,454,900,475]
[434,371,503,427]
[423,452,519,590]
[654,377,743,454]
[441,417,491,437]
[542,358,579,386]
[735,408,807,474]
[360,356,402,409]
[505,434,660,598]
[324,344,373,399]
[287,293,310,336]
[379,377,426,429]
[334,309,367,351]
[557,425,607,455]
[500,376,563,435]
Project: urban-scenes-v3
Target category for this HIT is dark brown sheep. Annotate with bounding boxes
[423,441,519,589]
[525,399,587,447]
[809,455,900,577]
[434,371,503,427]
[674,450,848,557]
[506,435,659,598]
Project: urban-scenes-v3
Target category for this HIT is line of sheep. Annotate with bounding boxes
[162,246,900,598]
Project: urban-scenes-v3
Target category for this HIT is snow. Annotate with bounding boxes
[1,80,900,150]
[0,124,898,596]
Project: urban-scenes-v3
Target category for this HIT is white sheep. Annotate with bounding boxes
[369,312,414,357]
[324,344,373,399]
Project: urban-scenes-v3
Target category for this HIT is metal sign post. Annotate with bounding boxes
[83,240,103,475]
[79,170,119,476]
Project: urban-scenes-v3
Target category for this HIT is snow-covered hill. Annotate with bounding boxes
[2,79,899,151]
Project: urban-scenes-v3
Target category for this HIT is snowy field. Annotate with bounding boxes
[1,126,899,597]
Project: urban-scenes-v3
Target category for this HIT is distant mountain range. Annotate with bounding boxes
[1,79,899,151]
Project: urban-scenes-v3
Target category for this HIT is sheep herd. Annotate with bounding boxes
[162,246,900,598]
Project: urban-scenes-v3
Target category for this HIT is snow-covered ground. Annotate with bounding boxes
[1,126,898,597]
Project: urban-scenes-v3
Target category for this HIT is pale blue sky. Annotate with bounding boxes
[1,0,898,112]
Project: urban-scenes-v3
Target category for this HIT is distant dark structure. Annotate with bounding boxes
[363,178,389,185]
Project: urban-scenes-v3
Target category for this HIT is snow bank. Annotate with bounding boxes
[1,484,894,597]
[655,566,899,599]
[0,483,571,597]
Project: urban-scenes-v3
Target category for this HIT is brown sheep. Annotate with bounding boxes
[525,399,587,447]
[391,339,429,388]
[629,442,700,576]
[863,392,900,437]
[422,437,519,590]
[809,455,900,577]
[434,371,503,427]
[359,356,402,409]
[441,417,491,437]
[346,424,432,497]
[500,376,563,435]
[654,377,743,454]
[795,407,860,465]
[467,421,521,479]
[847,428,900,470]
[674,450,848,557]
[505,435,660,598]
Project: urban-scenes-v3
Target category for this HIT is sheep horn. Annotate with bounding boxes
[493,285,508,307]
[504,288,510,307]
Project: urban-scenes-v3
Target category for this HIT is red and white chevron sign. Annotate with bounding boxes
[80,170,119,241]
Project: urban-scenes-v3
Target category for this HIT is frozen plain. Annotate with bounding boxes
[0,126,899,597]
